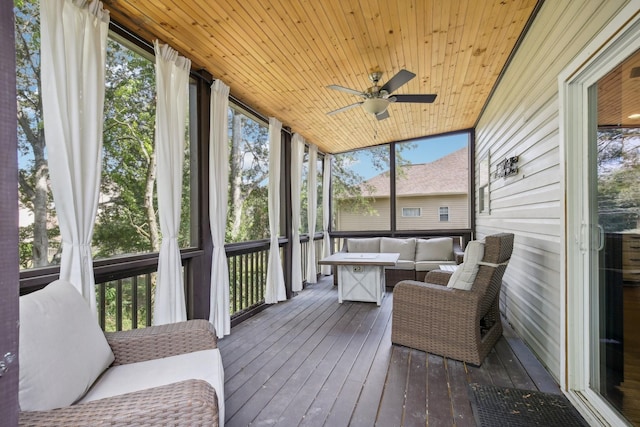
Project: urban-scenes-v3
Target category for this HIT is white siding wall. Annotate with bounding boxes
[336,195,468,231]
[397,195,469,230]
[475,0,629,381]
[335,198,391,231]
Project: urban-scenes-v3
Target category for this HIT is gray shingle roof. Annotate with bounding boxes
[363,147,468,197]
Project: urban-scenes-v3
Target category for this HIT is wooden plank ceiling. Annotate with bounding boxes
[102,0,539,154]
[598,48,640,128]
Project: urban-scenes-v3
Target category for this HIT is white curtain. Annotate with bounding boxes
[208,80,231,338]
[40,0,110,313]
[321,154,332,275]
[290,133,305,292]
[152,41,191,325]
[306,144,318,283]
[265,117,286,303]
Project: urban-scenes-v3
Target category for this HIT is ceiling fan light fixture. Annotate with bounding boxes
[362,97,389,115]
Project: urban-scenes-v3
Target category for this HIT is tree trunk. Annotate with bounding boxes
[145,149,160,252]
[32,143,49,267]
[230,114,244,240]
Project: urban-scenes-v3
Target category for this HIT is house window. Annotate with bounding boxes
[479,154,490,213]
[402,207,421,217]
[439,207,449,222]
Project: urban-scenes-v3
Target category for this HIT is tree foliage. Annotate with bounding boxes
[15,0,56,268]
[93,40,160,258]
[15,1,192,268]
[597,128,640,232]
[331,143,415,223]
[227,108,270,242]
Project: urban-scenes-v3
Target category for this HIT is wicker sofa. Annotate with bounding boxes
[18,280,224,426]
[338,236,464,288]
[391,233,514,365]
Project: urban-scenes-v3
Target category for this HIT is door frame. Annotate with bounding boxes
[0,0,20,424]
[560,3,640,425]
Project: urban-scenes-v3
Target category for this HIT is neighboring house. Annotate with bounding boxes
[335,147,469,231]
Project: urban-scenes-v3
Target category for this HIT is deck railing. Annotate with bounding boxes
[226,241,270,316]
[96,271,155,332]
[92,235,326,331]
[24,231,470,332]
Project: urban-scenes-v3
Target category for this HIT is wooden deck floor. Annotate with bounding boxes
[218,276,561,427]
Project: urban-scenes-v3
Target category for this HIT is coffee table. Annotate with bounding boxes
[318,252,400,305]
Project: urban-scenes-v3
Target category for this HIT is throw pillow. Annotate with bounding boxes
[447,240,485,290]
[19,280,115,411]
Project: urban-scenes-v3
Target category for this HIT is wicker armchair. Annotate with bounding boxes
[18,280,223,426]
[391,233,514,365]
[19,320,221,427]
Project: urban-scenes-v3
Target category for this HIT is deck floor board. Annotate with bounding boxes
[219,276,562,426]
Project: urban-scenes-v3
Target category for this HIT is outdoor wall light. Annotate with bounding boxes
[494,156,519,179]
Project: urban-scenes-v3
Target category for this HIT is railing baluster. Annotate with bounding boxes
[132,275,138,329]
[241,253,246,308]
[146,273,152,327]
[99,283,106,330]
[232,255,238,313]
[116,279,123,331]
[253,252,258,305]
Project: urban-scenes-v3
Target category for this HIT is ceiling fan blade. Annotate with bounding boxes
[380,69,416,94]
[327,102,363,115]
[376,110,390,121]
[392,94,437,103]
[326,84,365,97]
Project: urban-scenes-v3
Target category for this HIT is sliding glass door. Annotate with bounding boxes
[590,48,640,426]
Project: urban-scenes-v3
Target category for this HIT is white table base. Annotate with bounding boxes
[337,264,385,306]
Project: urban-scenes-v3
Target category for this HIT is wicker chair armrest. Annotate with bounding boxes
[393,280,480,323]
[105,319,217,366]
[19,379,219,427]
[424,269,452,286]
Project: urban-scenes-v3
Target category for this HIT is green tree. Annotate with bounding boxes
[227,108,270,242]
[331,144,414,220]
[92,40,160,257]
[15,0,57,268]
[597,129,640,232]
[15,2,192,266]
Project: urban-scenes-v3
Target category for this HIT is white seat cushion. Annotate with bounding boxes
[388,259,415,270]
[415,260,456,272]
[19,280,115,411]
[79,349,225,426]
[447,241,485,290]
[415,237,454,261]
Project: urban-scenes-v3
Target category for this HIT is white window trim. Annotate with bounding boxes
[401,207,421,217]
[479,153,490,214]
[559,4,640,425]
[438,206,449,222]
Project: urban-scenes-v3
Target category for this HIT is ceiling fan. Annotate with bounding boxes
[326,69,437,120]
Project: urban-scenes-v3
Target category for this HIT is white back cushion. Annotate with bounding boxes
[447,241,485,290]
[415,237,453,261]
[347,237,380,253]
[380,237,416,260]
[19,280,115,411]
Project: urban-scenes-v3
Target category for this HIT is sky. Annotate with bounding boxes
[343,133,469,180]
